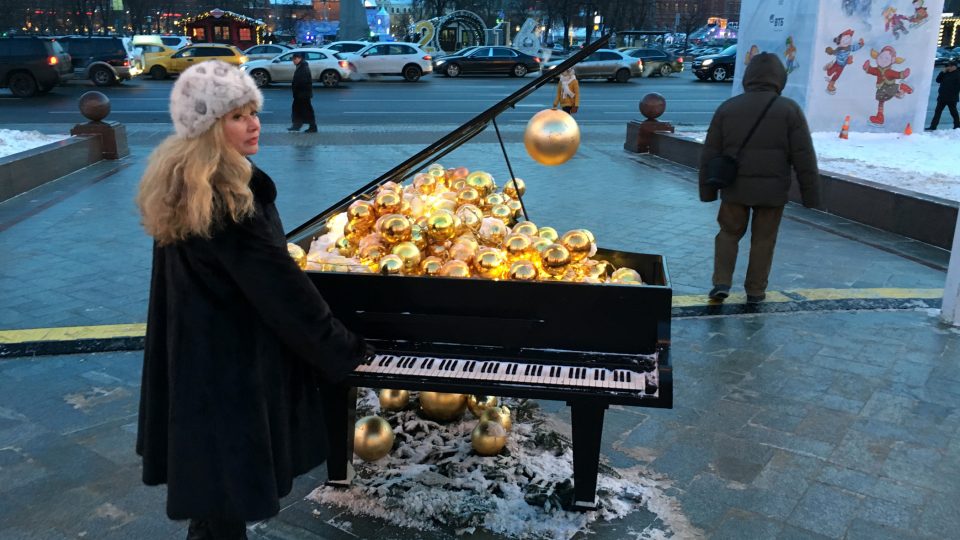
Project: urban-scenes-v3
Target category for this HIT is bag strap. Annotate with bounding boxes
[735,95,779,158]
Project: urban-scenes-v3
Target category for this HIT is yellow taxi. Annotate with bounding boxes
[147,43,248,79]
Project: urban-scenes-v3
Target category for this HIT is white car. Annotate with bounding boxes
[241,48,350,88]
[341,42,433,82]
[159,36,192,49]
[323,41,369,54]
[243,43,292,62]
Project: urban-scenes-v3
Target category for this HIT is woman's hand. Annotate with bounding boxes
[570,106,578,114]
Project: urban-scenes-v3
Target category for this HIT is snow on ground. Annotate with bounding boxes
[0,129,68,159]
[677,129,960,203]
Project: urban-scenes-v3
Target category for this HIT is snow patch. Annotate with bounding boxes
[0,129,69,159]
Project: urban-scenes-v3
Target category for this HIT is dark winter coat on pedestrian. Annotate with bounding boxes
[699,53,821,208]
[291,60,316,126]
[136,165,366,521]
[936,68,960,104]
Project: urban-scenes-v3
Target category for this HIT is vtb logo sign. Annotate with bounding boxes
[769,14,785,27]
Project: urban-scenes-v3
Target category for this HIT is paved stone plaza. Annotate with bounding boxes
[0,124,958,539]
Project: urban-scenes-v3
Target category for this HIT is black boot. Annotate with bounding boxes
[287,124,302,132]
[304,124,318,133]
[186,519,210,540]
[205,517,248,540]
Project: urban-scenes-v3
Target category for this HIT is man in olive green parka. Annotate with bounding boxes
[699,52,821,303]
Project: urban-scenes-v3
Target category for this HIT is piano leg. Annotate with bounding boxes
[569,401,608,511]
[323,384,357,487]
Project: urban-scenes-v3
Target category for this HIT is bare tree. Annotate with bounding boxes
[676,0,706,54]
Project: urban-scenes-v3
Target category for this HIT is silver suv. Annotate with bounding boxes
[543,49,643,82]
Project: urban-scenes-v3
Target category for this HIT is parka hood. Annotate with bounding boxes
[743,52,786,93]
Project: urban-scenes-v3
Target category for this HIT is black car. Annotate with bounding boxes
[434,46,541,77]
[0,36,72,97]
[56,36,139,86]
[692,44,736,82]
[626,48,684,77]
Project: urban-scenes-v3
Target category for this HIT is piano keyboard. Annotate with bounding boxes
[356,354,657,393]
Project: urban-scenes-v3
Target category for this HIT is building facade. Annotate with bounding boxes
[652,0,742,30]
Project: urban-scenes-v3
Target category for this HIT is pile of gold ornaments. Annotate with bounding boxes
[299,163,645,286]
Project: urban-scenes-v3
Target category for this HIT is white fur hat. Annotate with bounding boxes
[169,60,263,139]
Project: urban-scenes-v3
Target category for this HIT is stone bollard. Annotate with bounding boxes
[624,92,675,153]
[69,91,129,159]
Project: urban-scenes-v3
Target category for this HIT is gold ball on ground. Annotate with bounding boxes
[439,259,471,278]
[474,247,507,279]
[503,233,535,262]
[379,389,410,411]
[479,405,513,431]
[287,243,307,269]
[378,254,404,275]
[419,392,468,421]
[524,109,581,166]
[377,214,412,244]
[610,267,644,285]
[503,178,526,198]
[392,242,422,273]
[426,209,457,243]
[541,244,572,276]
[512,221,538,237]
[374,190,402,216]
[507,260,539,281]
[561,230,592,263]
[538,227,559,243]
[465,171,496,196]
[420,256,444,276]
[471,420,507,456]
[354,415,395,461]
[347,200,376,225]
[483,193,506,209]
[466,395,499,417]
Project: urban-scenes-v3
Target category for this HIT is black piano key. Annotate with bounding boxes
[600,370,606,381]
[593,370,599,380]
[451,360,459,371]
[626,372,632,383]
[524,365,531,376]
[537,365,544,376]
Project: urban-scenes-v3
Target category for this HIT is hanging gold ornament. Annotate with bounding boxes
[466,395,499,417]
[378,254,404,275]
[479,405,513,431]
[286,243,307,270]
[354,415,395,461]
[507,260,539,281]
[374,190,403,216]
[420,256,444,276]
[524,109,580,166]
[512,221,538,237]
[439,259,471,278]
[538,226,559,243]
[465,171,496,196]
[392,242,422,274]
[456,187,482,207]
[456,204,484,233]
[426,209,457,243]
[379,389,410,411]
[377,214,412,245]
[561,230,592,263]
[419,391,468,421]
[474,247,508,279]
[506,199,524,220]
[478,218,508,246]
[503,233,535,262]
[335,236,355,257]
[471,420,508,456]
[610,267,644,285]
[541,243,572,276]
[347,200,376,226]
[503,178,526,198]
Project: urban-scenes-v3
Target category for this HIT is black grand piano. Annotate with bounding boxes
[286,35,673,511]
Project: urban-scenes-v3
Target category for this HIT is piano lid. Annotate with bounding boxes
[286,33,614,243]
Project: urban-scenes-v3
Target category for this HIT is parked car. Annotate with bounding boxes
[0,36,73,97]
[56,36,141,86]
[324,41,369,54]
[625,48,684,77]
[159,36,192,49]
[341,42,433,82]
[139,44,178,78]
[543,49,642,82]
[241,47,350,88]
[147,43,247,80]
[433,46,540,77]
[243,43,292,62]
[692,44,736,82]
[935,47,958,66]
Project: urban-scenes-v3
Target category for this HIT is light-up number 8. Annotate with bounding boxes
[415,20,437,53]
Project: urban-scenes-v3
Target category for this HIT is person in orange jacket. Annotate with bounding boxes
[553,68,579,114]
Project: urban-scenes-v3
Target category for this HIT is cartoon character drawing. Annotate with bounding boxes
[784,36,799,75]
[908,0,928,26]
[883,6,910,39]
[744,44,760,65]
[862,45,913,125]
[842,0,872,18]
[824,29,864,94]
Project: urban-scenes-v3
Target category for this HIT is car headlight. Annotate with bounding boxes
[702,59,714,66]
[435,60,445,66]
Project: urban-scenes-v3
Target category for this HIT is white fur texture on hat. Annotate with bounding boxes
[169,60,263,138]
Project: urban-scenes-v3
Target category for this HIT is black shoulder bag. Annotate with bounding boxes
[706,95,779,189]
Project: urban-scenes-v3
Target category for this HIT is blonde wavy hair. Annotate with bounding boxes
[136,105,256,245]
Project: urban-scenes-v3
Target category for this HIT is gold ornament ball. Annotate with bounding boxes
[413,174,437,195]
[478,218,508,246]
[426,209,458,243]
[503,178,526,198]
[474,247,507,279]
[449,240,478,263]
[450,166,469,180]
[392,241,422,274]
[451,179,467,192]
[377,214,412,244]
[538,227,559,243]
[489,203,515,224]
[531,237,553,255]
[439,259,472,278]
[512,221,538,237]
[575,228,596,244]
[343,220,366,244]
[479,405,513,431]
[378,254,404,275]
[506,199,524,220]
[433,198,458,214]
[457,204,484,232]
[484,193,507,209]
[374,190,403,216]
[610,267,644,285]
[503,233,535,262]
[456,187,482,207]
[347,200,376,225]
[420,256,444,276]
[471,420,508,456]
[508,260,539,281]
[335,236,355,257]
[354,415,395,461]
[466,395,499,417]
[358,243,386,267]
[287,243,307,270]
[380,180,402,193]
[524,109,581,166]
[465,171,496,196]
[379,389,410,412]
[410,224,428,251]
[541,243,572,276]
[419,392,468,421]
[560,230,592,263]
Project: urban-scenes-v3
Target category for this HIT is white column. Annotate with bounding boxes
[942,212,960,326]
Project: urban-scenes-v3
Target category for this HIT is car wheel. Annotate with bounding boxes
[659,64,673,77]
[320,69,340,87]
[8,72,37,97]
[711,66,729,82]
[614,68,630,83]
[150,65,168,80]
[250,69,270,88]
[445,63,461,77]
[511,64,528,77]
[402,64,422,82]
[91,66,114,86]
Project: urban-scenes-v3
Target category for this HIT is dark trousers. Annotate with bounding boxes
[562,106,574,114]
[186,517,248,539]
[929,100,960,129]
[291,97,316,128]
[713,201,785,296]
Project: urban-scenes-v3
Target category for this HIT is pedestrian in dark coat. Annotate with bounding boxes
[136,61,367,540]
[699,52,821,303]
[926,60,959,130]
[289,52,317,133]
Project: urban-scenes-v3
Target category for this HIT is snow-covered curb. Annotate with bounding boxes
[0,129,69,160]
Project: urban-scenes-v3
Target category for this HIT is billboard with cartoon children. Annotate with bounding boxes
[733,0,944,133]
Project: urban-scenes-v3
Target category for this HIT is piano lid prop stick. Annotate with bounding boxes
[491,117,529,222]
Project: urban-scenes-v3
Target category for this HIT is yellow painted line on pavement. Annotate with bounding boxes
[0,323,146,344]
[789,287,943,301]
